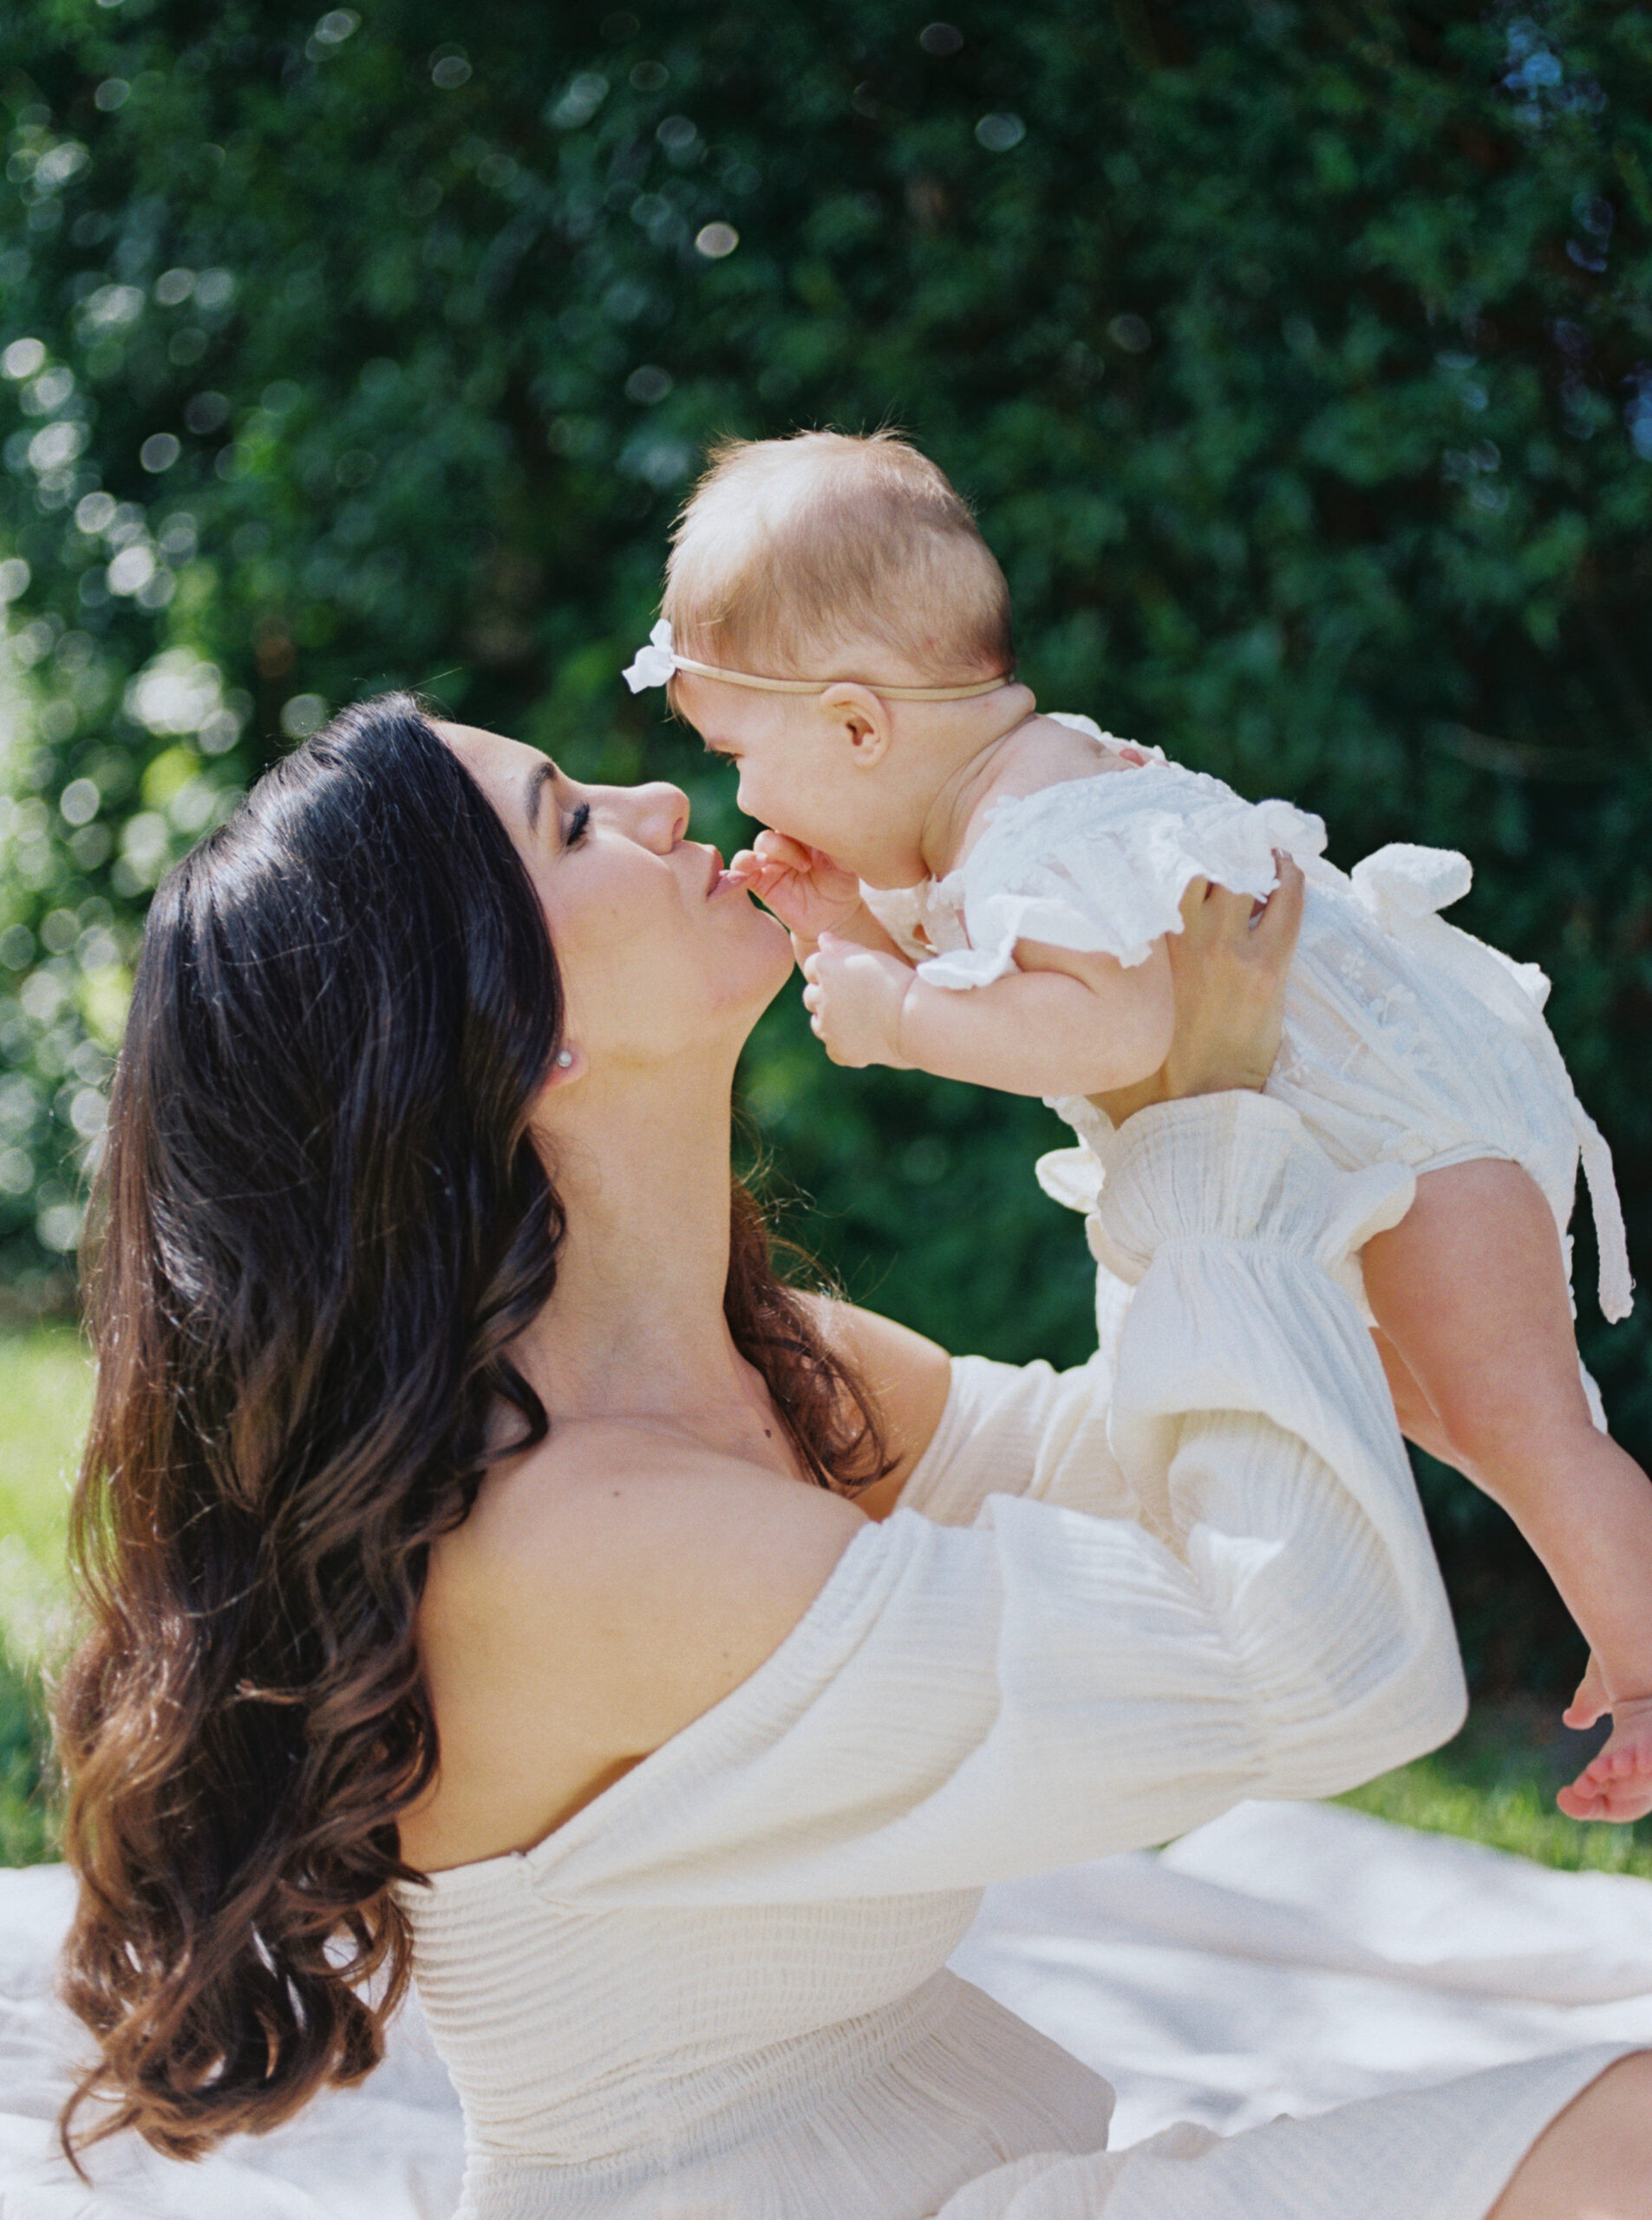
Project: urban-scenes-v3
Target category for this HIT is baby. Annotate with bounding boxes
[624,430,1651,1823]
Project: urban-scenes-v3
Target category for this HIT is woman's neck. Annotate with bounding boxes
[506,1056,776,1460]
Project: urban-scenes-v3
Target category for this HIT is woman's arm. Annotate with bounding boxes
[424,860,1467,1886]
[519,1085,1461,1906]
[798,1296,951,1521]
[813,864,1309,1526]
[487,863,1464,1898]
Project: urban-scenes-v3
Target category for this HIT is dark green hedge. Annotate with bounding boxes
[3,0,1649,1684]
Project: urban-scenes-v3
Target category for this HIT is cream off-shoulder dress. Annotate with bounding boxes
[862,719,1632,1363]
[398,1097,1634,2220]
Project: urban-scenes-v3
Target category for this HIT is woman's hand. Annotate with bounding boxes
[1092,856,1304,1126]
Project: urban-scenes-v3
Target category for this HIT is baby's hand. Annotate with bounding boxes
[800,936,916,1068]
[1559,1662,1652,1824]
[728,831,862,945]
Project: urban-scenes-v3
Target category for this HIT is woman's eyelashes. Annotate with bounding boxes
[565,800,591,849]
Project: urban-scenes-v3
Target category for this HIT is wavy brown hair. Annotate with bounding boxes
[55,695,885,2164]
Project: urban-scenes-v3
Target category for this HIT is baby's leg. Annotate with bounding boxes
[1361,1159,1652,1824]
[1368,1326,1476,1480]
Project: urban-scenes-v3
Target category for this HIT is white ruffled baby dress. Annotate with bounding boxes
[861,716,1632,1333]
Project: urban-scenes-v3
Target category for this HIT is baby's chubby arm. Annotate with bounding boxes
[802,930,1175,1096]
[798,722,1177,1090]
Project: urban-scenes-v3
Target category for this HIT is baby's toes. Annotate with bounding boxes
[1557,1776,1608,1821]
[1596,1768,1652,1824]
[1562,1727,1652,1822]
[1564,1653,1610,1731]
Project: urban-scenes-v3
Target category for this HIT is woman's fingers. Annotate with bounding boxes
[1096,857,1304,1124]
[1185,881,1251,949]
[1177,859,1303,982]
[1176,857,1303,958]
[1174,874,1214,936]
[1251,853,1305,954]
[1156,856,1303,1102]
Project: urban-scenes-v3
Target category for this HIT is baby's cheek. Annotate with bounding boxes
[738,776,784,832]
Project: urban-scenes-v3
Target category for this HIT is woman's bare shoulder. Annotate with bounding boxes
[438,1414,869,1687]
[798,1296,952,1518]
[406,1418,868,1868]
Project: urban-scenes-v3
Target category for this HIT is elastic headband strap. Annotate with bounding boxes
[669,655,1015,702]
[621,618,1014,702]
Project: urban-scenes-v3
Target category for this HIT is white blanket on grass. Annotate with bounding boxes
[3,1801,1650,2218]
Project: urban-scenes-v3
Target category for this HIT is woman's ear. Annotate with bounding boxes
[545,1042,586,1087]
[819,682,893,770]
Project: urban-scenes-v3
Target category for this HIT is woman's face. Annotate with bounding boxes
[439,722,792,1074]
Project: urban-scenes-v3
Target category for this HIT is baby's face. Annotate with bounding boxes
[675,673,872,871]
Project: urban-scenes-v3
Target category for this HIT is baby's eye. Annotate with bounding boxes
[565,801,591,847]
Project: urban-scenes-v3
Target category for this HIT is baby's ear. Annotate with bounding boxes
[819,682,891,768]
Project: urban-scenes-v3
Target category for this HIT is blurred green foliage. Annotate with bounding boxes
[0,1643,56,1866]
[2,0,1650,1684]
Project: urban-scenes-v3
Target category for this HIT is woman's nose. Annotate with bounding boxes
[627,780,690,852]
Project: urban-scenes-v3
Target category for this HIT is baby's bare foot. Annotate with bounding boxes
[1561,1651,1610,1734]
[1558,1691,1652,1824]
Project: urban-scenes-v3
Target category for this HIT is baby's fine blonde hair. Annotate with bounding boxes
[663,430,1013,686]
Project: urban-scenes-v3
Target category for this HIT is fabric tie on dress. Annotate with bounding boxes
[1348,845,1634,1324]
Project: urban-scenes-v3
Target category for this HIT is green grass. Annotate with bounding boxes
[0,1326,1649,1883]
[0,1323,89,1627]
[1340,1700,1652,1880]
[0,1325,92,1864]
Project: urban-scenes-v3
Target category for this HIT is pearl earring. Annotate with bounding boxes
[555,1048,575,1068]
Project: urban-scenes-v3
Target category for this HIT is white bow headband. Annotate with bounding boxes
[622,619,1013,702]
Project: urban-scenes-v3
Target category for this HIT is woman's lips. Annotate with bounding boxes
[704,846,752,898]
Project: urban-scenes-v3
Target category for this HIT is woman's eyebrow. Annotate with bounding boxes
[525,758,558,832]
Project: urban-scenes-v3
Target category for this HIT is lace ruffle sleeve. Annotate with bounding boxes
[917,759,1329,990]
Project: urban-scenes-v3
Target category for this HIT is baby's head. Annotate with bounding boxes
[661,431,1019,877]
[664,429,1010,686]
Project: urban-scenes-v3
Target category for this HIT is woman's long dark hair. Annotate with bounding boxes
[55,695,885,2163]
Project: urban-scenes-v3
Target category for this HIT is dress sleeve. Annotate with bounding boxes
[895,1351,1141,1530]
[917,762,1328,989]
[523,1094,1463,1910]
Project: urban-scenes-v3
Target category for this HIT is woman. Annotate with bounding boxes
[56,695,1649,2217]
